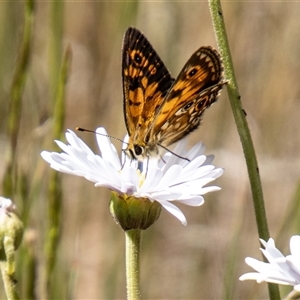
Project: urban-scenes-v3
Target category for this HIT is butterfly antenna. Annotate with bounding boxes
[157,143,190,162]
[76,127,129,145]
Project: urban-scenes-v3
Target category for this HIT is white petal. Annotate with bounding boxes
[158,200,187,225]
[41,151,53,163]
[140,168,162,192]
[198,186,221,194]
[239,272,293,285]
[245,257,273,273]
[285,256,300,282]
[162,139,189,170]
[96,127,121,170]
[149,190,181,201]
[186,142,205,160]
[170,165,220,187]
[176,196,204,206]
[120,167,138,194]
[42,133,123,187]
[261,245,285,263]
[260,238,273,248]
[41,152,74,174]
[182,155,207,173]
[290,236,300,257]
[155,165,183,190]
[66,130,95,154]
[239,272,265,282]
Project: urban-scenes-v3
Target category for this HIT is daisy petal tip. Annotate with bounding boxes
[178,214,187,226]
[40,151,47,158]
[96,127,107,135]
[41,151,51,162]
[239,274,247,281]
[239,273,261,282]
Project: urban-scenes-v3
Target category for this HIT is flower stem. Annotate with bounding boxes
[208,1,281,299]
[43,46,71,297]
[0,261,19,300]
[0,235,22,300]
[284,289,300,300]
[125,229,141,300]
[2,0,35,197]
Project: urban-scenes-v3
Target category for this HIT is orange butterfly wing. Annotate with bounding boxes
[122,27,173,144]
[150,46,225,146]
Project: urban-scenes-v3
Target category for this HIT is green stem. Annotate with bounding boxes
[0,261,19,300]
[49,0,64,103]
[208,1,280,299]
[284,289,300,300]
[3,0,35,197]
[44,46,71,298]
[125,229,141,300]
[8,0,34,149]
[0,222,23,300]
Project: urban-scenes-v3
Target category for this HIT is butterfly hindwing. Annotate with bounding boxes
[151,46,225,146]
[156,83,224,145]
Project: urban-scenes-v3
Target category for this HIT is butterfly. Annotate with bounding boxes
[122,27,226,161]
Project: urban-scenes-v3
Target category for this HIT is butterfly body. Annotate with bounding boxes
[122,27,225,160]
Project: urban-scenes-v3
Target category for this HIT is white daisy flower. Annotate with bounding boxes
[41,127,223,227]
[240,236,300,291]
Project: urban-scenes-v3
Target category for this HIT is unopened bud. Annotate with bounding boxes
[109,192,161,231]
[0,197,24,252]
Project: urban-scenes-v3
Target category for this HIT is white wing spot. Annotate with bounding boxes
[161,122,169,131]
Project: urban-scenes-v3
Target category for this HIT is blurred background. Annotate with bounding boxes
[0,1,300,299]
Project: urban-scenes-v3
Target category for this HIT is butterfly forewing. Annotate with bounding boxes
[122,27,173,140]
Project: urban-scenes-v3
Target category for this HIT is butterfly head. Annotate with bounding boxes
[125,139,159,161]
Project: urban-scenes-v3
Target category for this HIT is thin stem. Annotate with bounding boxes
[208,1,280,299]
[0,261,19,300]
[44,46,71,298]
[125,229,141,300]
[0,210,24,300]
[3,0,35,197]
[284,289,300,300]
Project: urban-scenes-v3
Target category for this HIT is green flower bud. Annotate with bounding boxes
[0,198,23,253]
[109,192,162,231]
[0,197,24,276]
